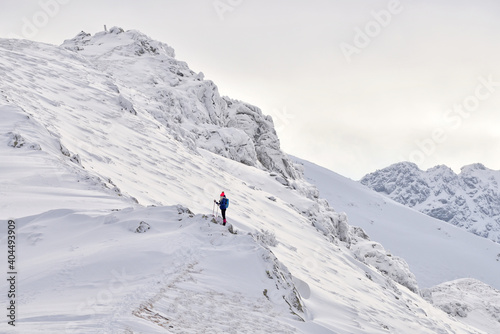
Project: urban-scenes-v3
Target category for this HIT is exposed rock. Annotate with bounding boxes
[61,28,298,179]
[135,221,151,233]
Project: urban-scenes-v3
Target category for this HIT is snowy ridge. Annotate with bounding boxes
[360,162,500,243]
[0,29,492,333]
[61,27,298,180]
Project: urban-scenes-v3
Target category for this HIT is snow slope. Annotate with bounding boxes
[0,28,492,333]
[11,206,309,333]
[360,162,500,243]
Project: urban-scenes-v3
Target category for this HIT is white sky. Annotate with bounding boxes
[1,0,500,179]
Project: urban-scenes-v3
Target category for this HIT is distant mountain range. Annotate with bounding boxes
[360,162,500,243]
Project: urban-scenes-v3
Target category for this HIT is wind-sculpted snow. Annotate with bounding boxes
[361,162,500,243]
[61,27,298,179]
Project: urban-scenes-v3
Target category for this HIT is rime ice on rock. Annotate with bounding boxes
[61,27,298,180]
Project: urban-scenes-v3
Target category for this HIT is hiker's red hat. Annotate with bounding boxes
[220,192,225,197]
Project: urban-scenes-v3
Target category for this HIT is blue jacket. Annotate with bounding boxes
[219,197,229,210]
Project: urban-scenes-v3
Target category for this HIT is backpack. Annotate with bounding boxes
[221,197,229,209]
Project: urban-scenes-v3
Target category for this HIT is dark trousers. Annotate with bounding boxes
[221,209,226,222]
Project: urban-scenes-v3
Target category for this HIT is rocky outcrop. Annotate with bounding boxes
[61,27,298,179]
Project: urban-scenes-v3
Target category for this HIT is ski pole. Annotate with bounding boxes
[212,201,215,216]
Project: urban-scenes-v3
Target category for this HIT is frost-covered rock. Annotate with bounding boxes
[351,240,419,293]
[7,132,41,150]
[361,162,500,243]
[61,28,298,179]
[8,132,25,148]
[225,99,299,179]
[261,248,307,321]
[118,94,137,115]
[197,126,257,166]
[422,278,500,333]
[300,189,419,293]
[135,221,151,233]
[252,229,278,248]
[62,27,175,58]
[305,202,351,244]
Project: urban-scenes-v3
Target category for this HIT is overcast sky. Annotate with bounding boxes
[2,0,500,179]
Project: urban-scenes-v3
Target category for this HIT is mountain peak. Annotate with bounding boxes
[385,161,420,171]
[459,163,487,174]
[59,27,299,180]
[427,164,454,172]
[61,27,175,58]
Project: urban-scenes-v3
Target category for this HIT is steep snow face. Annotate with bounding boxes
[60,27,298,179]
[360,162,500,243]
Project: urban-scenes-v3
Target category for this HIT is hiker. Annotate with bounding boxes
[214,191,229,226]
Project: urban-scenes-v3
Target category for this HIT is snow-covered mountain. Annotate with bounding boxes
[360,162,500,243]
[293,156,500,334]
[60,27,298,180]
[0,27,497,333]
